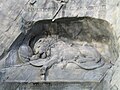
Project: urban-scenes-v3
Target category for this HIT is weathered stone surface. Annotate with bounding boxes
[0,16,114,90]
[47,63,111,81]
[0,0,120,90]
[110,55,120,89]
[0,0,30,53]
[0,82,102,90]
[0,62,111,82]
[0,0,119,55]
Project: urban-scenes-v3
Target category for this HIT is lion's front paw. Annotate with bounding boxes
[40,66,47,75]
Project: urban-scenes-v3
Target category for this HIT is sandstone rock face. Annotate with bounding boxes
[0,0,120,90]
[0,0,119,51]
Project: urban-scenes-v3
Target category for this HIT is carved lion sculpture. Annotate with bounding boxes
[30,38,105,75]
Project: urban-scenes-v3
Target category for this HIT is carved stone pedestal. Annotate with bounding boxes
[0,62,110,90]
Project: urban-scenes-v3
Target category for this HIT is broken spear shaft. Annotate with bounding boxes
[52,4,64,21]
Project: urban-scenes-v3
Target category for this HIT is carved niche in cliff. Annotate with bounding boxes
[0,17,118,82]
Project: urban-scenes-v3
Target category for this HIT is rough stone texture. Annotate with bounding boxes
[110,54,120,89]
[0,0,120,90]
[0,0,30,51]
[0,17,115,90]
[0,0,119,53]
[0,82,103,90]
[0,63,110,82]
